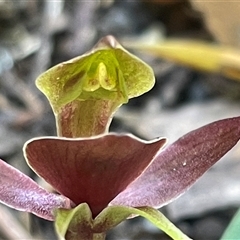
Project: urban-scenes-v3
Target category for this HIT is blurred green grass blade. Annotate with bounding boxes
[220,208,240,240]
[126,39,240,81]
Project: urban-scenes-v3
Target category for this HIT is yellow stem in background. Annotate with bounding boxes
[126,39,240,81]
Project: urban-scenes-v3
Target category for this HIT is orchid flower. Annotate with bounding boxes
[1,118,240,239]
[0,36,240,240]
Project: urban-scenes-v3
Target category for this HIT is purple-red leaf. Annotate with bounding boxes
[24,134,166,217]
[111,117,240,208]
[0,159,72,220]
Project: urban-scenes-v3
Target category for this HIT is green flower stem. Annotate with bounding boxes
[65,232,106,240]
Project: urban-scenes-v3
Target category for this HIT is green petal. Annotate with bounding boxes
[133,206,191,240]
[36,35,154,137]
[93,205,191,240]
[55,203,106,240]
[55,204,191,240]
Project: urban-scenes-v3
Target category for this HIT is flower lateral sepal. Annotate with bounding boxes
[0,159,73,221]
